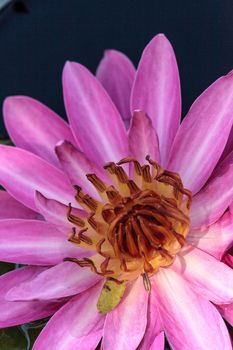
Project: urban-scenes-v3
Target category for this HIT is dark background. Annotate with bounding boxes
[0,0,233,135]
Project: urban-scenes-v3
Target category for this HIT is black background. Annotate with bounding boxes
[0,0,233,135]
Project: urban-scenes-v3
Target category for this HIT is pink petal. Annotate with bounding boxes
[128,111,160,164]
[0,219,88,265]
[187,210,233,259]
[219,125,233,162]
[96,49,135,124]
[153,268,231,350]
[137,281,163,350]
[149,332,165,350]
[6,261,101,301]
[190,150,233,229]
[35,191,86,228]
[172,246,233,303]
[217,303,233,327]
[0,145,76,211]
[223,253,233,268]
[62,61,128,165]
[168,71,233,194]
[33,283,105,350]
[0,190,37,219]
[103,277,148,350]
[3,96,75,167]
[131,34,181,165]
[55,140,109,196]
[0,267,64,327]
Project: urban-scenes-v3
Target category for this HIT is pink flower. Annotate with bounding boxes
[0,33,233,350]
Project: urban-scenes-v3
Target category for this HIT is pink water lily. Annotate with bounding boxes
[1,33,233,350]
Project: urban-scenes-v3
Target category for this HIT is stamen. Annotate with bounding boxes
[68,227,80,244]
[87,213,98,230]
[146,155,163,177]
[120,259,129,272]
[117,157,142,175]
[125,222,139,257]
[127,180,140,195]
[68,227,93,246]
[137,216,162,248]
[142,272,151,292]
[104,162,117,174]
[105,186,121,203]
[74,186,98,212]
[100,257,114,274]
[143,259,154,273]
[66,155,192,303]
[142,165,152,183]
[78,229,93,245]
[67,203,85,227]
[86,174,107,192]
[96,238,110,258]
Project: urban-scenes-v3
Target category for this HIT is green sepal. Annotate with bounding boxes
[97,279,126,314]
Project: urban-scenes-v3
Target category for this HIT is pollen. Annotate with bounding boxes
[65,155,192,298]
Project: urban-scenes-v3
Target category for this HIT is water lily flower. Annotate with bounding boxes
[1,33,233,350]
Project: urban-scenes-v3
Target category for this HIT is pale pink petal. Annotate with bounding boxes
[128,111,160,164]
[153,268,231,350]
[149,332,164,350]
[0,145,76,211]
[35,191,86,228]
[96,49,135,124]
[62,61,128,165]
[33,283,105,350]
[190,150,233,229]
[0,190,37,219]
[187,210,233,259]
[55,140,109,196]
[0,267,64,327]
[6,261,101,301]
[137,282,163,350]
[168,71,233,194]
[3,96,75,167]
[103,277,148,350]
[131,34,181,165]
[0,219,88,265]
[172,246,233,303]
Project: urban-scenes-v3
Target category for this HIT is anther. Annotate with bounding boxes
[87,213,98,230]
[142,165,152,182]
[86,174,106,192]
[127,180,140,195]
[114,166,129,183]
[104,162,117,174]
[75,187,98,212]
[67,203,85,227]
[68,227,93,246]
[105,186,121,203]
[117,157,142,176]
[68,227,81,244]
[78,228,93,245]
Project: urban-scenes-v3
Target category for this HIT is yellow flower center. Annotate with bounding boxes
[65,156,192,293]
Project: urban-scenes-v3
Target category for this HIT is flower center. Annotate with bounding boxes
[65,156,192,293]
